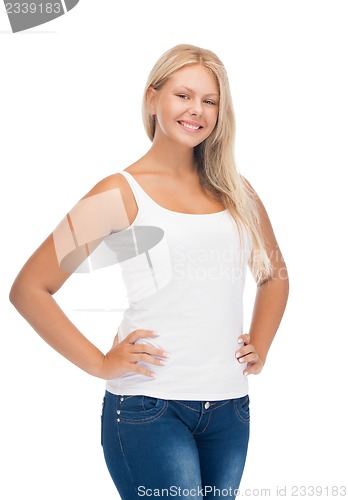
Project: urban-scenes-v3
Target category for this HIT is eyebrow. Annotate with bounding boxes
[175,85,219,98]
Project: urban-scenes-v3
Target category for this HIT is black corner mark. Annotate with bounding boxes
[4,0,80,33]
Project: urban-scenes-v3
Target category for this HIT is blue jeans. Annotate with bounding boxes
[101,390,250,499]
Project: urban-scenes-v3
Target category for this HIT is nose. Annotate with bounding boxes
[189,98,203,117]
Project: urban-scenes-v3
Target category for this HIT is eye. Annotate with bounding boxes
[204,99,216,105]
[177,94,189,99]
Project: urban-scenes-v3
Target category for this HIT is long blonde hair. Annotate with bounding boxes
[142,44,272,284]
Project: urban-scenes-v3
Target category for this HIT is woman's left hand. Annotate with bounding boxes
[235,333,264,375]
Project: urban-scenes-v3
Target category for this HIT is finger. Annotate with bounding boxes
[131,353,167,366]
[235,344,255,359]
[238,333,250,345]
[237,352,259,365]
[244,360,263,376]
[127,329,159,343]
[132,343,169,359]
[127,362,157,378]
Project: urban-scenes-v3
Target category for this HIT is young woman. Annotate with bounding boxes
[10,44,289,499]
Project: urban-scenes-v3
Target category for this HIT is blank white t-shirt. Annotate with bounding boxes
[105,170,253,401]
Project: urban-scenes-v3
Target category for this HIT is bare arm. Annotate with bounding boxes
[235,180,290,373]
[9,174,167,379]
[9,232,107,377]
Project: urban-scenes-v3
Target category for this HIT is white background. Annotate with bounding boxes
[1,1,347,499]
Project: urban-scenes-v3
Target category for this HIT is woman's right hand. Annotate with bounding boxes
[100,329,169,380]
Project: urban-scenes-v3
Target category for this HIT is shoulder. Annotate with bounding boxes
[240,175,257,197]
[82,157,150,199]
[82,171,130,199]
[240,175,274,236]
[240,175,266,214]
[79,170,138,226]
[240,175,279,248]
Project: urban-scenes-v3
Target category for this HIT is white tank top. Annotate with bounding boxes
[105,170,253,401]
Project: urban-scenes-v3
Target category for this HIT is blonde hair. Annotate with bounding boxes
[142,44,272,284]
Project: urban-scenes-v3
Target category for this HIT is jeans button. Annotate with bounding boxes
[204,402,210,409]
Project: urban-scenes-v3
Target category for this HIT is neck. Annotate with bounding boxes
[143,135,197,177]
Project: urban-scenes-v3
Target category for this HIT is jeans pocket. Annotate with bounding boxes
[233,394,250,424]
[117,395,167,424]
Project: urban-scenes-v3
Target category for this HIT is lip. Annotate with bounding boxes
[177,120,204,132]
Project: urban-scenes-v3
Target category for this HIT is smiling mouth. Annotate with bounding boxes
[178,121,203,132]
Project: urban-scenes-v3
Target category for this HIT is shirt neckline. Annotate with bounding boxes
[122,170,228,217]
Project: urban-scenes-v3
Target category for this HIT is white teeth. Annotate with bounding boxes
[180,121,200,130]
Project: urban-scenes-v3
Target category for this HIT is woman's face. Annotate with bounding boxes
[149,64,220,149]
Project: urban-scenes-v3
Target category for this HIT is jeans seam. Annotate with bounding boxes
[100,396,105,447]
[192,411,212,435]
[116,411,140,498]
[171,401,201,412]
[233,399,250,424]
[210,400,231,411]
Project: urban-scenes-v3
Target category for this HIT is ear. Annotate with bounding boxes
[146,86,157,115]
